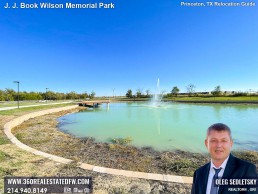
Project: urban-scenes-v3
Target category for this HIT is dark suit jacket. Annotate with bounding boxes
[191,154,258,194]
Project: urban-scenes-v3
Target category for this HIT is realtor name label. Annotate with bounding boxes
[215,178,257,186]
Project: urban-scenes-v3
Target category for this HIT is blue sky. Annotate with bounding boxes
[1,0,258,96]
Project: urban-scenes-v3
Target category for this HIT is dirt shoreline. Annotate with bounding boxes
[11,107,258,193]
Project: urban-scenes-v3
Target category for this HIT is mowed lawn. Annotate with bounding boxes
[166,96,258,102]
[0,100,73,108]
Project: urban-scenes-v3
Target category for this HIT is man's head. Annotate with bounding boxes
[205,123,233,166]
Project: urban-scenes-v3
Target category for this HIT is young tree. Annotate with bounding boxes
[90,91,96,99]
[126,89,133,98]
[145,89,151,98]
[5,88,15,101]
[211,85,222,96]
[82,91,89,99]
[186,84,196,97]
[136,88,143,98]
[171,86,180,97]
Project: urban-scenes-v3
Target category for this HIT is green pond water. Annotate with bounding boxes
[58,102,258,152]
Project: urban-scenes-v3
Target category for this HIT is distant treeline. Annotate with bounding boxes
[125,85,258,98]
[0,89,96,101]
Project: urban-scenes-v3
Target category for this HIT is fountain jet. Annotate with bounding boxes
[150,78,163,107]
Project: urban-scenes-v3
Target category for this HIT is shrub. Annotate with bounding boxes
[110,136,133,145]
[161,155,199,176]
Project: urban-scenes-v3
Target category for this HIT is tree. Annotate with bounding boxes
[45,90,58,100]
[20,91,42,100]
[82,91,89,99]
[211,85,222,96]
[126,89,133,98]
[0,89,94,101]
[136,88,143,98]
[171,86,180,97]
[5,88,15,101]
[0,90,5,101]
[90,91,96,99]
[145,89,151,98]
[55,92,66,100]
[66,91,77,100]
[186,84,196,97]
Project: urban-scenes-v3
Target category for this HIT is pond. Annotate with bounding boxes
[58,102,258,152]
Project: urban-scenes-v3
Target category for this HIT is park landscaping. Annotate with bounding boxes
[165,96,258,103]
[0,100,72,108]
[1,99,258,193]
[0,105,195,193]
[106,95,258,104]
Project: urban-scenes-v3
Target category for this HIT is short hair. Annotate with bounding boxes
[206,123,232,139]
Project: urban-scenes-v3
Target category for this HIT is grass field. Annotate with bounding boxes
[165,96,258,102]
[110,96,258,102]
[0,100,73,108]
[0,103,75,116]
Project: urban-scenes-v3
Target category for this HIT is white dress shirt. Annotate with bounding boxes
[206,156,229,194]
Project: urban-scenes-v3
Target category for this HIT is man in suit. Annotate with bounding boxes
[191,123,257,194]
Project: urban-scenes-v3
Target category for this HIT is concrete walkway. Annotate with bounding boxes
[0,101,73,111]
[3,105,193,184]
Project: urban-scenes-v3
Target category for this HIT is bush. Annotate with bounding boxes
[110,136,133,145]
[232,151,258,165]
[161,154,200,176]
[231,92,248,97]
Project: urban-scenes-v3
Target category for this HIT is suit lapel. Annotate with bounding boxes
[223,154,236,177]
[202,163,211,194]
[219,154,236,193]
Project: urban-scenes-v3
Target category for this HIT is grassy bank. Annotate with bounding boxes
[110,96,258,103]
[0,100,73,108]
[0,103,76,150]
[165,96,258,102]
[0,106,194,193]
[0,103,75,116]
[0,104,77,193]
[2,96,258,108]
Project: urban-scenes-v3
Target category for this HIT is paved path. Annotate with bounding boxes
[3,105,193,184]
[0,101,73,111]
